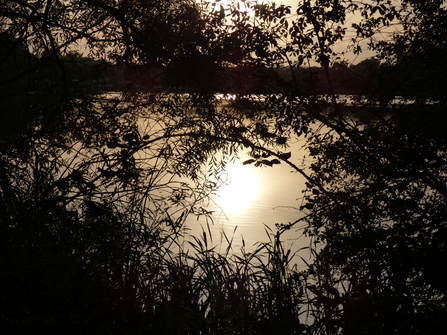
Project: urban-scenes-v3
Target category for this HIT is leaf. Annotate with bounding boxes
[259,128,276,138]
[304,203,315,210]
[70,170,85,183]
[276,136,288,145]
[262,159,273,166]
[203,231,207,247]
[219,5,225,19]
[261,152,271,158]
[107,140,119,149]
[54,178,70,190]
[241,138,252,148]
[278,152,292,160]
[122,133,137,142]
[243,159,256,165]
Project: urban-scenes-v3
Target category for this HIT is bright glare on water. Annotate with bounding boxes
[215,160,261,217]
[188,148,310,260]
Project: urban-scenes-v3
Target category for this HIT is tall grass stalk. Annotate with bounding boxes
[109,222,308,334]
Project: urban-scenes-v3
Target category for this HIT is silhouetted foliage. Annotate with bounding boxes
[0,1,304,333]
[255,1,447,334]
[2,0,447,334]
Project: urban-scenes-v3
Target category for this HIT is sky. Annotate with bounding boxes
[274,0,297,6]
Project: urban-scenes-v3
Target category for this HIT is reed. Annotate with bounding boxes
[107,223,308,335]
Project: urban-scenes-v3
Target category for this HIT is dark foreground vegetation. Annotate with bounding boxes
[1,1,447,334]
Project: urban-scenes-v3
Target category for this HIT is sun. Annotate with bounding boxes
[215,160,261,216]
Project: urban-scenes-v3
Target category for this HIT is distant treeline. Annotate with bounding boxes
[2,31,440,100]
[105,57,444,102]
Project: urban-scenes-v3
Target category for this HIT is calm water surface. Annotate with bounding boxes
[122,92,313,263]
[186,146,311,260]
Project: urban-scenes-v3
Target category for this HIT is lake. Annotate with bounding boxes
[185,143,311,264]
[104,92,314,265]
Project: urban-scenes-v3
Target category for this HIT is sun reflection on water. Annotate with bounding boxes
[214,161,261,217]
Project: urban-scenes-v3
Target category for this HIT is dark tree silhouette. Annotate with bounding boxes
[1,0,447,334]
